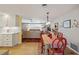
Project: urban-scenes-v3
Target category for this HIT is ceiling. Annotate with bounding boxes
[0,4,78,20]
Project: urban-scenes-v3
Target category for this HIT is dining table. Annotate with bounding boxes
[41,34,53,55]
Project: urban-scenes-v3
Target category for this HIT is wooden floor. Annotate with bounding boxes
[0,42,41,55]
[0,42,78,55]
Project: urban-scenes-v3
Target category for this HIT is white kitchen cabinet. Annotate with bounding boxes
[0,14,17,27]
[0,33,18,47]
[2,15,16,27]
[0,15,4,27]
[6,16,16,27]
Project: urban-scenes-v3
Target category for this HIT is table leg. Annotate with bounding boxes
[43,44,49,55]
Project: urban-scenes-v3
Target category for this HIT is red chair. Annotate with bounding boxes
[48,32,52,39]
[48,33,67,55]
[40,31,45,54]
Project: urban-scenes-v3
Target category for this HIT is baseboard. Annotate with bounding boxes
[22,38,41,42]
[67,45,79,55]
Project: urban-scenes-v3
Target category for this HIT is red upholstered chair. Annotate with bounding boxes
[48,33,67,55]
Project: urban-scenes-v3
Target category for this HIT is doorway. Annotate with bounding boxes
[22,18,45,42]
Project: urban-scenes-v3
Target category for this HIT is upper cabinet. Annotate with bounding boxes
[0,13,20,27]
[6,15,16,27]
[0,15,4,27]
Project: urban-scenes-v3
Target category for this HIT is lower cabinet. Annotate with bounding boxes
[0,33,18,47]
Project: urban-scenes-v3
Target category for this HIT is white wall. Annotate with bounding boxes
[51,8,79,47]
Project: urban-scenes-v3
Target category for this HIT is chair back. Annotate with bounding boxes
[52,33,67,55]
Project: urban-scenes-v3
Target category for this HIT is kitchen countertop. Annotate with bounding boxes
[0,27,19,34]
[0,32,19,34]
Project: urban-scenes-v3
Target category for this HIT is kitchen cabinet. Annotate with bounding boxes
[0,13,22,44]
[0,33,18,47]
[0,14,18,27]
[2,15,16,27]
[6,16,16,27]
[0,15,4,27]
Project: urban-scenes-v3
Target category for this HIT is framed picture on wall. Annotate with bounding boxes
[63,20,71,28]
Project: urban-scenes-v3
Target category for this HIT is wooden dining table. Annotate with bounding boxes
[41,34,53,54]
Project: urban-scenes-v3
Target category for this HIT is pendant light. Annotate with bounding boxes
[42,4,50,26]
[46,11,50,25]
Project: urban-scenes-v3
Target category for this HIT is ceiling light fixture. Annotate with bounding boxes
[42,4,50,25]
[46,12,49,21]
[42,4,47,7]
